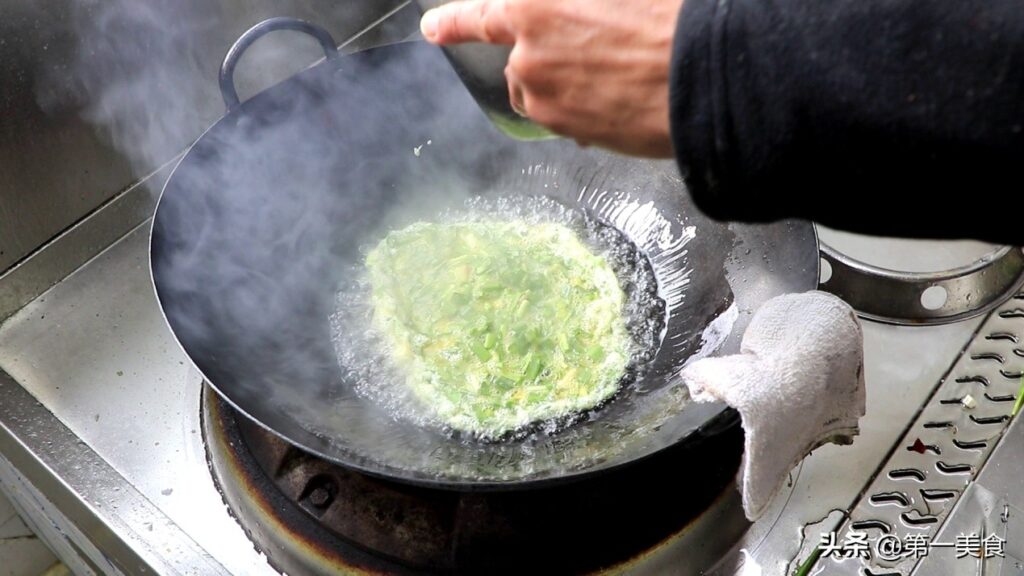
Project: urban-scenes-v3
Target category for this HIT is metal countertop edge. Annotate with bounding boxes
[0,159,176,324]
[0,370,231,575]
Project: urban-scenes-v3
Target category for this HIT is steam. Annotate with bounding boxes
[34,1,495,441]
[37,0,219,174]
[35,0,414,176]
[36,0,520,438]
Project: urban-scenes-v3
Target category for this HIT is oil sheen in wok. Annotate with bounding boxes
[365,220,632,437]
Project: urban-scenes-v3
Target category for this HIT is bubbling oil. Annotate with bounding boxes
[329,195,666,441]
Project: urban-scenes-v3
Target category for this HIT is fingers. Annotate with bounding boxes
[505,64,527,116]
[421,0,516,45]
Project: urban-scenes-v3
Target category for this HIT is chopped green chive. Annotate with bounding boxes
[1012,374,1024,418]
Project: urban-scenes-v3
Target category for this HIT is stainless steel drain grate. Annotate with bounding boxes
[821,292,1024,575]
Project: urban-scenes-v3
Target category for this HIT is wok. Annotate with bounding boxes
[150,18,819,489]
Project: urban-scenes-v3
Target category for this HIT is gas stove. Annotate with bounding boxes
[1,159,1022,576]
[2,3,1024,572]
[202,382,742,574]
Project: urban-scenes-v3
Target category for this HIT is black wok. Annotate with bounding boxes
[150,18,819,489]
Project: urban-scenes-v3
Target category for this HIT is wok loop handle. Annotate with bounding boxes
[219,17,340,110]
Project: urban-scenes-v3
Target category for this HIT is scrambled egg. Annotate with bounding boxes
[366,220,630,437]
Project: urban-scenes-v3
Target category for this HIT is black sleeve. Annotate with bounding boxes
[669,0,1024,244]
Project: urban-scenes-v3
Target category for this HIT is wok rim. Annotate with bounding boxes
[148,42,821,491]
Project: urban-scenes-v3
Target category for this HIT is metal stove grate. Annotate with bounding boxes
[822,292,1024,575]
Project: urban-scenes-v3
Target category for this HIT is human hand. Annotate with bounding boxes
[420,0,682,157]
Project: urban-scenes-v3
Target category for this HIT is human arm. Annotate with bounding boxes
[422,0,1024,243]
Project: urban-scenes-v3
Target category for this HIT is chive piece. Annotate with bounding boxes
[470,341,491,362]
[514,298,529,318]
[557,332,570,352]
[526,387,548,403]
[525,356,543,381]
[1012,374,1024,418]
[473,404,490,422]
[483,332,497,350]
[793,546,823,576]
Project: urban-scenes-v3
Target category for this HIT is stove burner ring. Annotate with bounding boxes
[201,385,744,574]
[819,243,1024,325]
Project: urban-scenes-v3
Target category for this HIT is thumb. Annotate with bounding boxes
[421,0,516,45]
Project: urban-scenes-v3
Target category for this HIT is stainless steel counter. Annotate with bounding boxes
[2,162,1020,575]
[0,219,273,574]
[6,1,1023,572]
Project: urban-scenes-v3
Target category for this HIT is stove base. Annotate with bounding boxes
[202,385,746,575]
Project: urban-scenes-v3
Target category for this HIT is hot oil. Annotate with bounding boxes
[328,195,667,443]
